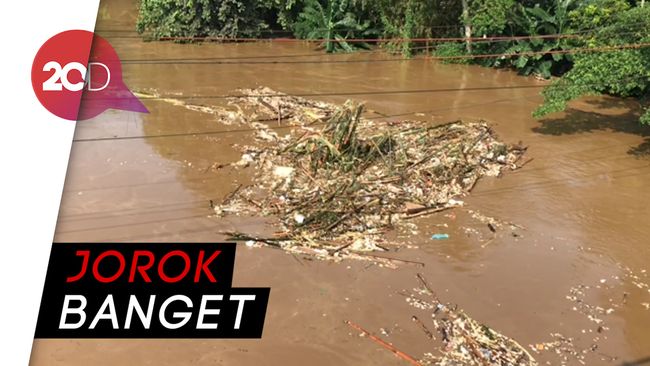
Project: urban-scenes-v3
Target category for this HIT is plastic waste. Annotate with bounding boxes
[431,233,449,240]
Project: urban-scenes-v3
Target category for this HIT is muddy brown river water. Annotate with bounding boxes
[30,1,650,365]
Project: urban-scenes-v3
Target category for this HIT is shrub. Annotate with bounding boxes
[433,42,470,64]
[136,0,270,39]
[534,6,650,124]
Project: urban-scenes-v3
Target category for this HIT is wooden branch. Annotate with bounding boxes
[345,320,423,366]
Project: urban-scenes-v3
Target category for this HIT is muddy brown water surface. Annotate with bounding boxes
[30,1,650,365]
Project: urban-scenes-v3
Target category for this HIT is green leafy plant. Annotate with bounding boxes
[534,6,650,124]
[261,0,302,30]
[568,0,630,34]
[432,42,470,64]
[136,0,270,39]
[376,0,461,56]
[293,0,373,52]
[470,0,516,36]
[501,0,576,78]
[457,0,578,78]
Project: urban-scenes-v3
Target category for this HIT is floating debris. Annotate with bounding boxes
[210,87,525,260]
[409,274,537,366]
[133,89,241,122]
[537,266,650,365]
[232,86,335,126]
[467,209,525,231]
[530,333,585,365]
[566,284,612,325]
[346,320,423,366]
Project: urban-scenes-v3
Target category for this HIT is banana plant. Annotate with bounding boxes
[505,0,576,78]
[293,0,372,52]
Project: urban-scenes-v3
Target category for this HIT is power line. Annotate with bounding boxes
[101,20,649,43]
[63,95,527,198]
[111,35,645,64]
[95,24,460,34]
[59,142,627,207]
[91,68,648,107]
[433,42,650,62]
[117,28,646,64]
[96,84,549,105]
[73,76,647,143]
[105,33,589,42]
[59,139,648,229]
[56,149,643,227]
[116,42,650,65]
[61,91,646,224]
[58,159,650,236]
[56,212,210,235]
[120,45,434,63]
[473,165,650,198]
[73,85,549,143]
[120,45,445,64]
[58,197,209,220]
[153,33,587,43]
[64,133,632,198]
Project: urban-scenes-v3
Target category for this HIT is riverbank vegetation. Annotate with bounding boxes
[136,0,649,123]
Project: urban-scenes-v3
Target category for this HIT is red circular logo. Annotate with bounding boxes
[32,30,147,121]
[31,30,94,121]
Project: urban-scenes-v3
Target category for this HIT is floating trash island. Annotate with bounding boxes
[197,87,528,261]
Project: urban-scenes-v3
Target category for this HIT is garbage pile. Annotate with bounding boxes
[412,274,538,366]
[213,88,526,259]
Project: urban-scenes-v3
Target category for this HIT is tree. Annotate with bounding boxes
[136,0,270,38]
[461,0,472,52]
[293,0,372,52]
[533,5,650,124]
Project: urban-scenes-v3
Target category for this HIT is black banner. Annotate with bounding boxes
[35,243,270,338]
